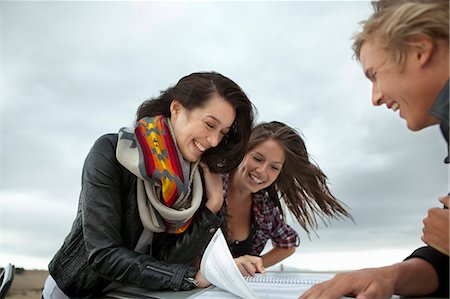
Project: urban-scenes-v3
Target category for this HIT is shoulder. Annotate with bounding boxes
[91,133,118,153]
[84,133,122,175]
[253,190,276,210]
[252,190,280,220]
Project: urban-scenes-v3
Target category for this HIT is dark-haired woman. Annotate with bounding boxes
[42,72,255,298]
[207,121,352,275]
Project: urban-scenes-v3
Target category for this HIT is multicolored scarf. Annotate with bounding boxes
[116,116,202,234]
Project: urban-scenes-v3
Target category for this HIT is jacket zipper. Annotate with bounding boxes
[145,265,198,287]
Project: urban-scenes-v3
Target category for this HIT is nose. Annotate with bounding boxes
[255,164,268,177]
[371,83,383,106]
[207,131,221,148]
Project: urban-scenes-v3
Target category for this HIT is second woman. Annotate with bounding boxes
[217,121,352,275]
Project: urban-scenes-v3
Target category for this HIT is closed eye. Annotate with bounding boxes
[365,68,377,82]
[205,121,229,138]
[252,155,262,162]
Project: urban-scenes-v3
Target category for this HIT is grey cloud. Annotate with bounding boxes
[2,1,446,269]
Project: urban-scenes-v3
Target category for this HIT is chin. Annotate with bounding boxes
[182,153,199,163]
[406,124,423,132]
[406,119,434,132]
[250,184,264,193]
[252,188,263,193]
[187,156,200,163]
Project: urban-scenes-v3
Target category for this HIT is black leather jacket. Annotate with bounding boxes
[48,134,221,298]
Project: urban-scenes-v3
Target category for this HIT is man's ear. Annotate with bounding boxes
[410,35,435,68]
[169,100,182,117]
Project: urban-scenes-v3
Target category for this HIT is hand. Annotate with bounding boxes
[299,266,397,299]
[200,162,224,214]
[194,270,211,288]
[234,255,266,277]
[421,196,450,255]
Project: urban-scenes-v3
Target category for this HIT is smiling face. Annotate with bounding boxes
[234,138,286,194]
[170,94,236,162]
[360,40,440,131]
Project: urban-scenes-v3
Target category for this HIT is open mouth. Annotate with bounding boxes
[194,140,206,152]
[249,174,264,184]
[391,102,399,112]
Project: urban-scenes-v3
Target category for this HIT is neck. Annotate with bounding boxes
[228,172,253,203]
[416,40,449,125]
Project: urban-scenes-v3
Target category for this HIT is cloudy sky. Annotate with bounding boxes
[1,1,448,272]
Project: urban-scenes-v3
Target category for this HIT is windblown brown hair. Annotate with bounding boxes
[249,121,353,234]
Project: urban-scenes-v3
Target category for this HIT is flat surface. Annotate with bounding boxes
[105,271,336,299]
[105,286,201,299]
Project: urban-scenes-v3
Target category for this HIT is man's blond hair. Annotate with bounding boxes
[353,0,448,68]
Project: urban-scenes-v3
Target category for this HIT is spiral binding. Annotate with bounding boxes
[245,275,322,286]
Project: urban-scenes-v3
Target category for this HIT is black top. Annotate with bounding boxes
[229,218,258,258]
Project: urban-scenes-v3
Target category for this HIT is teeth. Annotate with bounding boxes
[250,174,263,184]
[194,141,206,152]
[392,103,399,111]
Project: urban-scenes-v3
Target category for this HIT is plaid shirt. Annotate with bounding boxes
[222,175,299,256]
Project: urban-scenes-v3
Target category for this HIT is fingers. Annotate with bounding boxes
[356,281,387,299]
[234,255,265,276]
[194,270,211,288]
[299,281,327,299]
[199,162,210,172]
[201,162,224,214]
[236,258,256,276]
[439,195,450,207]
[421,206,450,255]
[237,262,255,276]
[236,258,257,276]
[300,270,394,299]
[255,262,266,274]
[299,280,342,299]
[423,208,445,228]
[242,255,265,274]
[422,208,449,235]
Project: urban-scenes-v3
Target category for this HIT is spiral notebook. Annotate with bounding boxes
[188,228,334,299]
[189,272,334,299]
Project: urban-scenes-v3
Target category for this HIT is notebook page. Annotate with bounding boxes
[199,228,258,299]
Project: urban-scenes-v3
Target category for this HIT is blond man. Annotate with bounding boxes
[301,1,449,298]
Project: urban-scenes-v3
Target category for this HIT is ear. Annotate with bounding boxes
[169,100,182,117]
[410,35,435,68]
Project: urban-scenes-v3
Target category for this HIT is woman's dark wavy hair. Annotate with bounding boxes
[136,72,255,173]
[248,121,353,234]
